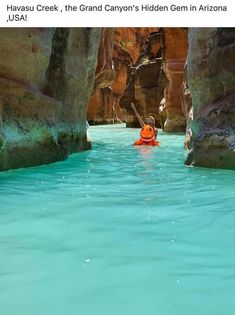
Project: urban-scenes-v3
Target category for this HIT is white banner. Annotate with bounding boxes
[0,0,234,27]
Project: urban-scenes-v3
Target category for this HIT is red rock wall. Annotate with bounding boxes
[161,28,188,132]
[113,28,159,64]
[93,28,115,90]
[119,29,163,127]
[87,27,161,125]
[87,28,116,124]
[87,28,188,130]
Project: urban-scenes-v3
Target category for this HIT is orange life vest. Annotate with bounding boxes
[133,125,160,146]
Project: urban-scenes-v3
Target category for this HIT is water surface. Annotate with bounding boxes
[1,124,235,315]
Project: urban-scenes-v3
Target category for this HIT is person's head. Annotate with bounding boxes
[146,116,155,127]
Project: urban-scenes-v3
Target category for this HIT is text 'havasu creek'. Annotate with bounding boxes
[6,4,228,13]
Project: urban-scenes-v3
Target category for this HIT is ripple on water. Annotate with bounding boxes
[0,124,235,315]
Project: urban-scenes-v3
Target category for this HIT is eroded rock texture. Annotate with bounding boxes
[0,28,101,171]
[161,28,188,132]
[87,28,163,126]
[87,28,116,124]
[120,58,165,127]
[113,28,159,64]
[119,29,165,127]
[88,28,189,130]
[185,28,235,169]
[181,80,193,149]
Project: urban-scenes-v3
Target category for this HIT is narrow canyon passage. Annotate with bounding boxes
[0,27,234,315]
[0,28,234,171]
[0,125,235,315]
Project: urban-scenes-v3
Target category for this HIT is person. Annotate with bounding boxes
[131,103,158,139]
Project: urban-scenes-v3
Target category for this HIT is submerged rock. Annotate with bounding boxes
[0,28,101,171]
[185,28,235,169]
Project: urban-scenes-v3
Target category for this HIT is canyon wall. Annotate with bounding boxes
[1,27,234,172]
[87,28,116,124]
[0,28,101,171]
[185,28,235,169]
[160,28,188,132]
[87,28,163,126]
[87,28,188,130]
[115,28,164,127]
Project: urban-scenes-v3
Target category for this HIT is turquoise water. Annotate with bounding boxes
[0,124,235,315]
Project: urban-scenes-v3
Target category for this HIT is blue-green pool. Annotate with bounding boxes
[0,124,235,315]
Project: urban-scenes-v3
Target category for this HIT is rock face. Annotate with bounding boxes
[181,80,193,149]
[87,28,116,124]
[119,29,164,127]
[2,27,233,172]
[185,28,235,169]
[93,28,115,90]
[113,28,159,64]
[0,28,101,171]
[87,28,162,126]
[161,28,188,132]
[120,58,165,127]
[87,28,188,130]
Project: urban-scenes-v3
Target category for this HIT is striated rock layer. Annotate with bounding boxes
[88,28,188,130]
[119,29,164,127]
[161,28,188,132]
[87,28,116,124]
[185,28,235,169]
[0,28,101,171]
[87,27,162,126]
[120,58,165,127]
